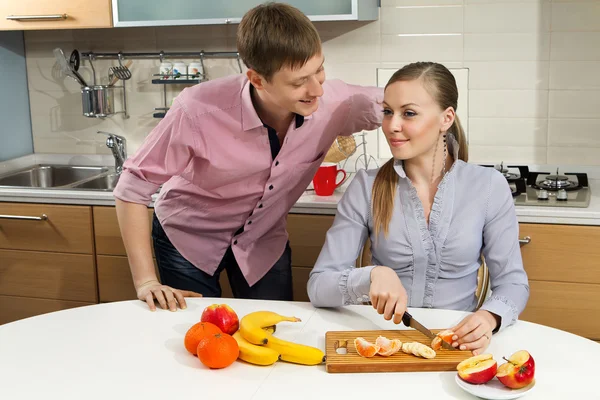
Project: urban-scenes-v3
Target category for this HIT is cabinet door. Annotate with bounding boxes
[519,223,600,284]
[0,0,112,31]
[112,0,376,27]
[97,255,234,302]
[0,295,93,325]
[0,203,93,254]
[0,250,97,302]
[93,206,154,256]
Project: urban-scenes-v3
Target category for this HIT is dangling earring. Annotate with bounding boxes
[442,133,447,178]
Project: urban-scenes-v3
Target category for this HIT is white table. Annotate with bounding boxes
[1,298,598,399]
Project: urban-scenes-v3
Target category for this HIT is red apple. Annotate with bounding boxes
[496,350,535,389]
[200,304,239,335]
[456,354,498,384]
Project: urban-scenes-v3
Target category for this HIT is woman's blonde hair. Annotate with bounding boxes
[372,62,468,238]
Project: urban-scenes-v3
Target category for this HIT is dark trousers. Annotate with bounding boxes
[151,213,293,300]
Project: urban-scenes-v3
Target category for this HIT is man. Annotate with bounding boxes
[112,2,384,311]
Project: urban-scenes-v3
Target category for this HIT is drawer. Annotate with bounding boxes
[0,0,112,31]
[292,266,311,302]
[520,280,600,340]
[0,295,93,325]
[0,249,97,302]
[0,203,93,254]
[97,255,159,302]
[287,214,334,267]
[93,206,154,256]
[519,223,600,284]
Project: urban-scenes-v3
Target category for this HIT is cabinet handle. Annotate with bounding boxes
[0,214,48,221]
[6,14,67,21]
[519,236,531,245]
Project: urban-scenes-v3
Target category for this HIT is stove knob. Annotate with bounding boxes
[557,189,568,201]
[537,189,549,200]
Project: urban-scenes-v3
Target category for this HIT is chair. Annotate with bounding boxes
[356,239,491,310]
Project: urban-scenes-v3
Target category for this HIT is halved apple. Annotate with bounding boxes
[456,354,498,384]
[496,350,535,389]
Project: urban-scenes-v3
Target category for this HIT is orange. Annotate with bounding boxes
[197,333,240,369]
[431,329,455,351]
[354,337,380,358]
[375,336,402,356]
[184,322,222,355]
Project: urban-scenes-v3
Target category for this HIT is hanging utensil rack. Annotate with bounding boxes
[80,50,244,118]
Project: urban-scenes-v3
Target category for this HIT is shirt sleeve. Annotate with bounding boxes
[479,170,530,332]
[112,96,198,205]
[339,82,384,136]
[307,169,375,307]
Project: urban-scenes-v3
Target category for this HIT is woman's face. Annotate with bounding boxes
[381,79,454,161]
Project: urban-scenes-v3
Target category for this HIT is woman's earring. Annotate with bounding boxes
[442,133,448,177]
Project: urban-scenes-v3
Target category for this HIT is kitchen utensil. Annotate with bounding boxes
[53,47,87,87]
[312,162,347,196]
[69,49,80,71]
[325,329,471,373]
[455,375,536,400]
[81,85,115,117]
[402,311,457,351]
[109,60,132,86]
[112,53,132,80]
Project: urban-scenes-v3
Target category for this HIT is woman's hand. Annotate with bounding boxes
[369,266,408,324]
[450,310,499,355]
[136,280,203,312]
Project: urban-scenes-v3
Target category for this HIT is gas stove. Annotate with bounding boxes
[479,163,591,208]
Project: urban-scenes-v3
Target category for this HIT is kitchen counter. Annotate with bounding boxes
[2,153,600,226]
[1,298,599,399]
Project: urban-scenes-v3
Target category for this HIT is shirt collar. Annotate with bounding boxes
[241,77,312,132]
[393,133,461,178]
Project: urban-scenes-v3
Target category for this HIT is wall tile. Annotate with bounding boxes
[470,90,549,118]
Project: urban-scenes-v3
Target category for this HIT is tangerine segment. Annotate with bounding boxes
[375,336,402,356]
[431,329,455,350]
[354,337,380,358]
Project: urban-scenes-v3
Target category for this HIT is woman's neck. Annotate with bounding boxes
[404,135,454,188]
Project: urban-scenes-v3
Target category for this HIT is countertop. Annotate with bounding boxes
[1,298,599,399]
[1,153,600,226]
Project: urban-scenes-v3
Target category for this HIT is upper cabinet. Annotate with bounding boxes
[112,0,378,27]
[0,0,112,31]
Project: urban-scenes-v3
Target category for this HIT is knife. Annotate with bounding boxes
[402,311,457,351]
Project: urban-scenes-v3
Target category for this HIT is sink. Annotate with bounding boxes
[70,173,120,191]
[0,165,110,188]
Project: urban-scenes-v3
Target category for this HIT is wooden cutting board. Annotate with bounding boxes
[325,329,473,373]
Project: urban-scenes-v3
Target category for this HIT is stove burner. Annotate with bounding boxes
[529,168,585,192]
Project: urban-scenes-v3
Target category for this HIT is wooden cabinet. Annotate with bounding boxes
[0,202,96,324]
[2,199,600,343]
[518,223,600,340]
[0,0,112,31]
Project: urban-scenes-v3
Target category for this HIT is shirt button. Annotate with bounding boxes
[258,204,263,208]
[233,240,238,245]
[275,161,279,166]
[269,185,274,190]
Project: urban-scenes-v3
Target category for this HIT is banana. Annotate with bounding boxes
[263,325,276,335]
[401,341,436,359]
[239,311,300,345]
[265,336,326,365]
[233,331,280,366]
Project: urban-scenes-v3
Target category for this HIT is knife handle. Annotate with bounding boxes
[402,310,412,327]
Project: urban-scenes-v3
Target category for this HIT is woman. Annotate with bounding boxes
[307,62,529,355]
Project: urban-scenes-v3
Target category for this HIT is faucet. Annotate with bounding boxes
[97,131,127,175]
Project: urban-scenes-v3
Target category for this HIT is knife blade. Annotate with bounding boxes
[402,311,457,351]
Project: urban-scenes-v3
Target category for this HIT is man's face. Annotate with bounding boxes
[259,54,326,117]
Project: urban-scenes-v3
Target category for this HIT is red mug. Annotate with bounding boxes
[312,162,347,196]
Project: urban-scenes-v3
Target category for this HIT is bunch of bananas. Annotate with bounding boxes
[233,311,326,367]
